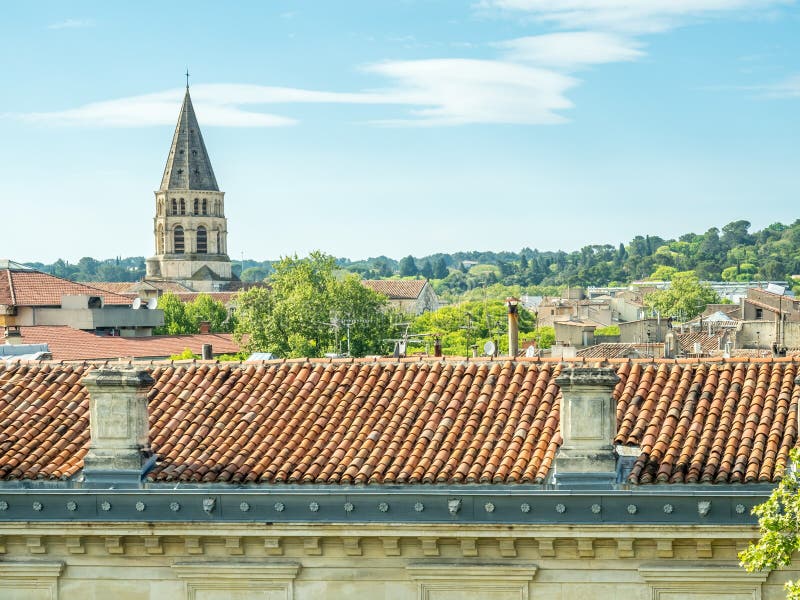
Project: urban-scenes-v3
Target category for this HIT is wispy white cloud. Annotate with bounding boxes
[496,31,643,69]
[47,18,94,30]
[478,0,792,33]
[15,61,577,128]
[364,59,576,125]
[760,74,800,98]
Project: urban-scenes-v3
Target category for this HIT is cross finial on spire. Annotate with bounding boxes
[185,68,190,89]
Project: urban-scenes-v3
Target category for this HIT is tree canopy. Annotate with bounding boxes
[154,292,232,335]
[411,299,535,356]
[740,448,800,600]
[234,252,398,357]
[644,270,720,320]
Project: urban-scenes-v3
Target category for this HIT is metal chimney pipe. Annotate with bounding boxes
[202,344,213,360]
[506,297,520,357]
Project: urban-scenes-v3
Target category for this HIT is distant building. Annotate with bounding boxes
[0,260,162,337]
[145,84,236,292]
[742,286,800,323]
[361,279,440,315]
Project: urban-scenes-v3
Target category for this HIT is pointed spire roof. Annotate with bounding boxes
[159,86,219,192]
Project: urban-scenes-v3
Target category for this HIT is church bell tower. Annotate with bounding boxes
[145,80,234,291]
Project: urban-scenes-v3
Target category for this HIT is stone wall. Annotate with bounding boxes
[0,523,786,599]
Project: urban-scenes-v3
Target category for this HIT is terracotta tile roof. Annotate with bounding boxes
[362,279,428,299]
[82,282,137,295]
[577,343,664,359]
[17,326,239,361]
[0,270,132,307]
[676,331,725,354]
[87,281,195,295]
[0,358,797,486]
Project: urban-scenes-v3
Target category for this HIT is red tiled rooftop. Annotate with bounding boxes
[0,358,797,486]
[1,270,132,307]
[17,326,240,361]
[362,279,428,299]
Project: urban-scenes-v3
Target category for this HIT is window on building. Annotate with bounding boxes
[755,308,763,320]
[179,198,186,215]
[216,231,222,253]
[197,226,207,254]
[174,226,185,254]
[202,199,207,215]
[171,198,177,215]
[194,199,199,215]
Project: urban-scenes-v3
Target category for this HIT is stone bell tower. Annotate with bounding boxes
[145,81,234,292]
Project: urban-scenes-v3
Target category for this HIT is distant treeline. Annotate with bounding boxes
[25,220,800,295]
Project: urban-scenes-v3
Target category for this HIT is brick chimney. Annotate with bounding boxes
[82,368,155,486]
[554,366,620,487]
[198,320,211,334]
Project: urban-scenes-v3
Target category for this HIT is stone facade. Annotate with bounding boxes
[0,522,785,599]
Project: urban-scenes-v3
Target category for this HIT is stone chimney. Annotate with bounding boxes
[554,366,620,487]
[82,368,155,486]
[4,326,22,345]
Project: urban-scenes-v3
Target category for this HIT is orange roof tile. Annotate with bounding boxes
[362,279,428,299]
[0,358,797,486]
[17,326,240,361]
[1,270,132,306]
[82,282,138,295]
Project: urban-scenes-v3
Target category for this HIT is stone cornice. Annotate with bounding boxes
[0,488,768,525]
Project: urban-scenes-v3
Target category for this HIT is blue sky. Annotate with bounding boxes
[2,1,799,263]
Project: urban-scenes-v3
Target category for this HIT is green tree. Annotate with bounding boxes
[740,448,800,599]
[234,252,395,357]
[419,260,434,280]
[232,286,273,352]
[433,257,449,279]
[411,300,535,355]
[644,271,720,320]
[185,293,231,332]
[154,292,195,335]
[240,266,270,282]
[399,255,418,277]
[649,265,678,281]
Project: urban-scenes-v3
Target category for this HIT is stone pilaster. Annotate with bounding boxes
[554,366,620,487]
[82,368,154,486]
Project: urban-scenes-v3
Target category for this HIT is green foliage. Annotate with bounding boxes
[233,252,397,358]
[154,293,194,335]
[169,348,199,360]
[399,255,418,277]
[644,271,720,320]
[529,326,555,349]
[594,325,620,337]
[240,266,270,282]
[740,448,800,599]
[649,265,678,281]
[155,292,231,335]
[26,219,800,298]
[216,352,249,361]
[411,300,535,356]
[185,293,232,333]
